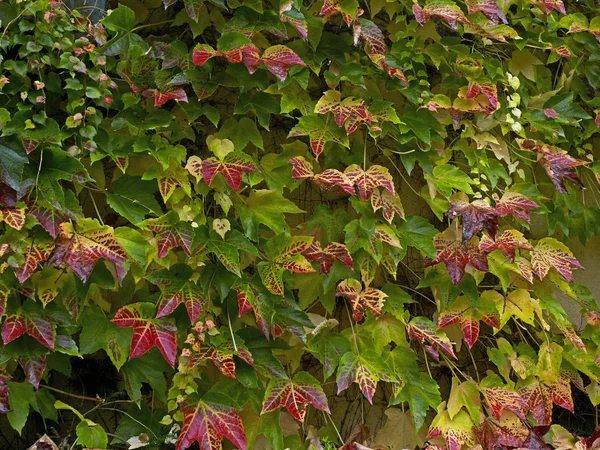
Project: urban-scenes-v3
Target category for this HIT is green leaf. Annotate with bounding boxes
[388,347,440,430]
[79,306,131,371]
[396,216,438,258]
[234,92,281,130]
[115,227,151,267]
[218,117,264,150]
[260,411,284,449]
[7,381,38,434]
[101,5,146,56]
[426,164,475,197]
[0,138,28,190]
[122,351,171,403]
[543,93,592,122]
[239,190,304,241]
[306,205,351,243]
[106,176,162,225]
[77,420,108,449]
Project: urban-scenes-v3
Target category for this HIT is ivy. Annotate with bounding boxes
[1,0,600,448]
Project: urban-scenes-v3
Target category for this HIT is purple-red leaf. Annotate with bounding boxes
[424,232,489,285]
[156,282,207,324]
[112,305,177,368]
[2,313,55,350]
[302,240,354,275]
[19,355,47,389]
[202,155,259,191]
[465,0,507,24]
[344,164,395,200]
[0,369,9,413]
[142,212,194,258]
[448,195,498,242]
[519,139,589,193]
[336,279,387,321]
[407,316,457,359]
[479,229,533,262]
[261,372,330,422]
[413,0,471,30]
[177,397,247,450]
[531,237,583,282]
[493,192,540,223]
[48,220,128,284]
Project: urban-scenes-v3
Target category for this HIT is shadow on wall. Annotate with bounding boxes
[563,236,600,330]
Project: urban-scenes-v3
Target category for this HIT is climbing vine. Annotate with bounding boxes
[1,0,600,448]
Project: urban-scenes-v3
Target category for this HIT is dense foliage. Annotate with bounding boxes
[1,0,600,448]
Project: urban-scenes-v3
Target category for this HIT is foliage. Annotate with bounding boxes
[0,0,600,448]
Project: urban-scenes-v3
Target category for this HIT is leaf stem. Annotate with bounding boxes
[131,20,174,32]
[40,384,103,403]
[227,304,238,352]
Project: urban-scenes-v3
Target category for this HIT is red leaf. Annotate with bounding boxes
[424,232,489,285]
[280,1,308,39]
[27,203,67,238]
[447,195,498,242]
[493,192,540,223]
[187,343,253,379]
[315,91,368,128]
[534,0,566,14]
[519,381,553,426]
[413,0,471,29]
[465,0,507,23]
[336,352,398,404]
[518,139,589,193]
[438,296,498,348]
[541,151,588,193]
[475,412,529,448]
[353,19,387,55]
[302,241,354,275]
[551,374,575,412]
[481,386,527,420]
[156,282,207,324]
[0,369,9,413]
[177,397,247,450]
[407,316,457,359]
[15,238,54,283]
[289,157,355,195]
[479,229,533,262]
[48,221,128,284]
[544,108,559,119]
[344,164,395,200]
[369,53,408,86]
[202,155,259,191]
[336,279,387,322]
[531,237,583,282]
[261,372,330,422]
[27,313,56,350]
[153,86,188,107]
[192,44,219,67]
[259,236,316,296]
[465,82,499,112]
[235,284,271,339]
[2,314,27,345]
[319,0,361,25]
[142,212,194,258]
[260,45,306,82]
[113,305,178,368]
[2,313,56,350]
[19,355,47,389]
